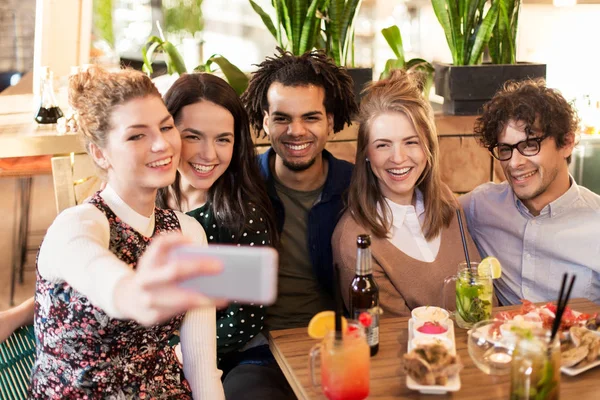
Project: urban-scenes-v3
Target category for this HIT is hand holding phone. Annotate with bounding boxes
[171,244,278,305]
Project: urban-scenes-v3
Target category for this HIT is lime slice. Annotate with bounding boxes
[478,256,502,279]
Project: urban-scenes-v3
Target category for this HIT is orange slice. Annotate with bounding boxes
[307,311,348,339]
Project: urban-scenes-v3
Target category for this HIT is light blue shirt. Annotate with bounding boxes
[460,179,600,305]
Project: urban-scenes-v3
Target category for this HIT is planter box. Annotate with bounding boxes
[346,67,373,105]
[434,62,546,115]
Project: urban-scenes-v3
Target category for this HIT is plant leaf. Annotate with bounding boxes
[328,0,343,65]
[432,0,458,65]
[291,0,309,53]
[141,40,161,75]
[467,0,499,65]
[381,25,405,65]
[278,0,294,52]
[249,1,278,41]
[299,0,327,54]
[339,0,361,65]
[162,41,188,75]
[380,58,404,79]
[206,54,249,95]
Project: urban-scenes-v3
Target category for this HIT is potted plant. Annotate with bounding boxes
[249,0,369,102]
[380,25,434,97]
[142,23,249,95]
[320,0,369,102]
[432,0,546,115]
[248,0,328,56]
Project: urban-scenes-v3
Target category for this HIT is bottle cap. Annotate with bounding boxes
[357,234,371,248]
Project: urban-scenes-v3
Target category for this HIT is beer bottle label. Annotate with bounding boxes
[353,307,379,347]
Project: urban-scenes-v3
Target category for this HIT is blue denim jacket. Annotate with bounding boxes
[258,148,354,296]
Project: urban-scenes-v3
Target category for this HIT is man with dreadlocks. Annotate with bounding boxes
[223,49,358,399]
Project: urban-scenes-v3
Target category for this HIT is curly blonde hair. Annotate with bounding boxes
[68,66,161,153]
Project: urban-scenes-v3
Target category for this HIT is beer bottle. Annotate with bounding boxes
[350,234,379,356]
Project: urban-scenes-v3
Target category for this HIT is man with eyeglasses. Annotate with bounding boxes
[460,79,600,306]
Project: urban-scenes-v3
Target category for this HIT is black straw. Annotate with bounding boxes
[333,264,343,342]
[550,273,576,343]
[455,209,471,271]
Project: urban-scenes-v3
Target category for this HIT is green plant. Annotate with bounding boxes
[380,25,434,95]
[321,0,362,66]
[488,0,521,64]
[163,0,204,37]
[431,0,500,66]
[141,24,249,95]
[249,0,329,56]
[93,0,114,46]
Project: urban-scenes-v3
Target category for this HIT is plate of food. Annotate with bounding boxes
[494,300,592,332]
[560,324,600,376]
[404,314,462,394]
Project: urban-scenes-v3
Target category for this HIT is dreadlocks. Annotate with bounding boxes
[241,48,359,137]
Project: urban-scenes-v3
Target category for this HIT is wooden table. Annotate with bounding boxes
[268,298,600,400]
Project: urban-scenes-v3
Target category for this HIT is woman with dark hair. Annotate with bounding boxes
[156,72,278,377]
[332,70,480,317]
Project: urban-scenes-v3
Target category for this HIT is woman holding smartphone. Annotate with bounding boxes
[156,72,278,383]
[332,70,479,317]
[27,66,224,399]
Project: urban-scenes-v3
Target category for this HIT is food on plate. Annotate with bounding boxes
[584,314,600,331]
[495,300,590,331]
[417,321,448,335]
[403,343,463,385]
[560,326,600,368]
[411,306,449,323]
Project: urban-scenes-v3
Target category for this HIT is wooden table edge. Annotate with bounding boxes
[268,332,312,400]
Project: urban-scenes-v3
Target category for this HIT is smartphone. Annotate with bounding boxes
[172,244,278,305]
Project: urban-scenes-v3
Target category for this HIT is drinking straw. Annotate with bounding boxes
[455,209,471,272]
[333,264,343,343]
[550,273,576,343]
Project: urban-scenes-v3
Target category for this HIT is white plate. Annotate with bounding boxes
[406,319,461,394]
[560,329,600,376]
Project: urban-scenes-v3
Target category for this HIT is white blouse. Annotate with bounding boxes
[384,189,441,262]
[37,184,224,400]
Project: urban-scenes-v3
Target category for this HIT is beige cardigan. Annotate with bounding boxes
[332,208,481,318]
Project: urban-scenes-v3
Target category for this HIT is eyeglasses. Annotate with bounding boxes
[489,136,549,161]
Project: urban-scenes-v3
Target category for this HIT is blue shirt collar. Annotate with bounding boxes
[513,175,580,218]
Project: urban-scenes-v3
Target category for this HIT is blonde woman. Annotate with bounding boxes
[332,70,479,317]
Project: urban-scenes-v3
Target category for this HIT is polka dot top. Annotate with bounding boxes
[186,202,271,358]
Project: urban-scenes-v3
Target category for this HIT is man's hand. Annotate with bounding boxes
[113,234,224,326]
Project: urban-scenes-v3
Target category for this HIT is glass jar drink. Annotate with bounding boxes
[444,262,493,329]
[509,330,560,400]
[309,323,370,400]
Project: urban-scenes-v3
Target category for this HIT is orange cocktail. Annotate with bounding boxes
[310,324,370,400]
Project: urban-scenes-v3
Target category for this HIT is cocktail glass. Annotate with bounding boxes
[309,322,370,400]
[509,329,560,400]
[444,262,493,329]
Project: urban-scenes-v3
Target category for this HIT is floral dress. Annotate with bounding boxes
[29,193,193,399]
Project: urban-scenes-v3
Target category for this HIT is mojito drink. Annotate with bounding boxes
[510,332,560,400]
[455,268,493,329]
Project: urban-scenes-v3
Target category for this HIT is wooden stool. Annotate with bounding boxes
[0,156,52,306]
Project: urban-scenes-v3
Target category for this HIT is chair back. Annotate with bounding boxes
[0,325,36,400]
[51,153,102,213]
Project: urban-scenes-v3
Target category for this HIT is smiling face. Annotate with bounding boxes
[94,95,180,203]
[366,112,428,205]
[499,119,574,214]
[176,100,235,201]
[263,82,333,172]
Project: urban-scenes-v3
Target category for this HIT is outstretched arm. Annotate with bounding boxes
[0,297,35,343]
